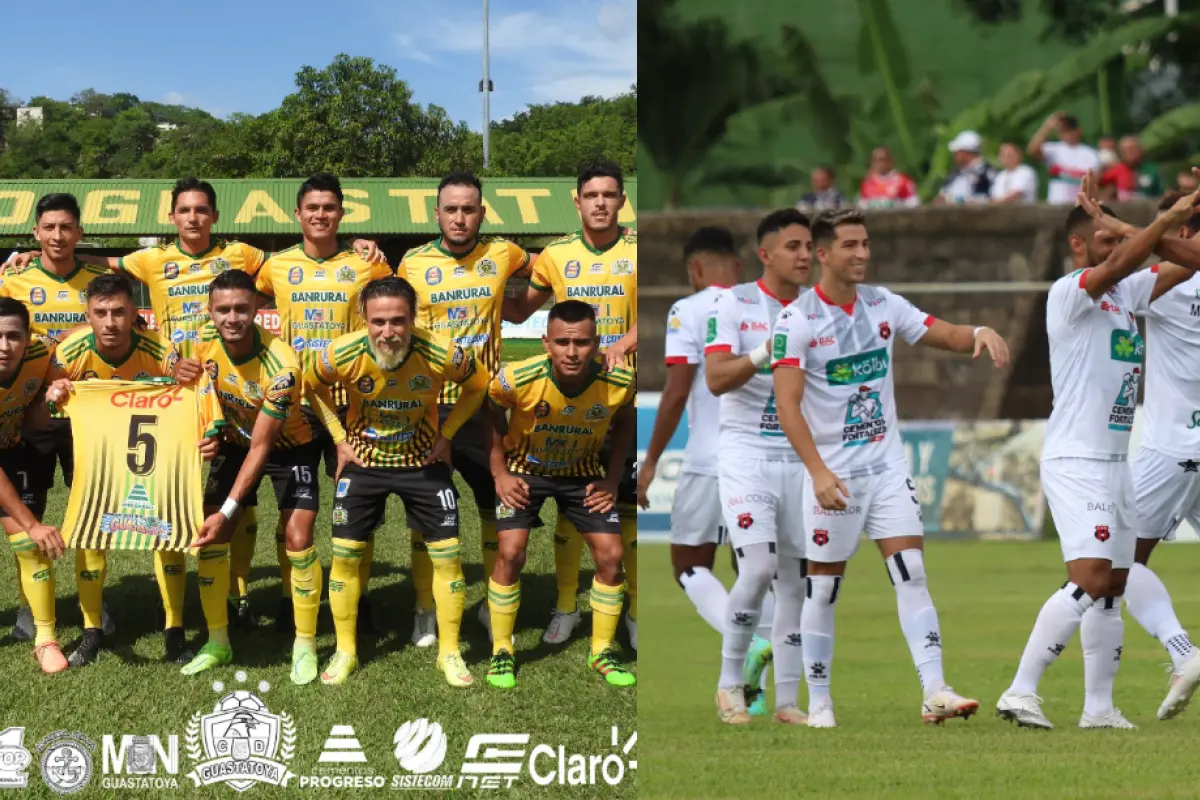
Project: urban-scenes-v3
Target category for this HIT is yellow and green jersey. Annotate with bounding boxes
[401,236,529,405]
[311,329,480,468]
[179,322,311,449]
[489,355,634,477]
[51,327,175,382]
[0,258,108,342]
[529,229,637,367]
[254,245,393,373]
[0,337,53,449]
[117,239,267,342]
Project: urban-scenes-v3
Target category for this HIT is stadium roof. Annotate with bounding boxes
[0,177,638,236]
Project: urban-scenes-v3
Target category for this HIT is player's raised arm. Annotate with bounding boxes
[705,289,765,395]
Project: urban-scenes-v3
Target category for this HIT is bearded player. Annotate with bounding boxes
[399,171,531,647]
[503,160,638,649]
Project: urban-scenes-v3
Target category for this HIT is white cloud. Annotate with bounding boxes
[394,33,436,65]
[163,91,187,106]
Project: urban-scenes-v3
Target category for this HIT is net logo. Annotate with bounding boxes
[101,735,179,789]
[458,728,636,789]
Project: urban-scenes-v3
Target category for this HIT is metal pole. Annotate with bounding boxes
[482,0,491,168]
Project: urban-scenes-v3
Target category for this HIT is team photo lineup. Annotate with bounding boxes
[0,163,639,695]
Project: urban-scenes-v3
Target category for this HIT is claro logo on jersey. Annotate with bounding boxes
[110,387,185,409]
[826,348,889,386]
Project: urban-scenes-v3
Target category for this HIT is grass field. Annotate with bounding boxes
[638,540,1200,800]
[0,336,637,798]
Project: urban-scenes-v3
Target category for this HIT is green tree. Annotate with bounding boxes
[489,89,636,177]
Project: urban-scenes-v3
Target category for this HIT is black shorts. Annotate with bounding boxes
[332,462,459,543]
[439,403,495,514]
[22,416,73,490]
[496,474,622,534]
[204,441,322,512]
[0,441,48,520]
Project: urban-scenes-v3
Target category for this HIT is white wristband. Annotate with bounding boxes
[748,339,772,368]
[973,326,985,339]
[219,497,239,519]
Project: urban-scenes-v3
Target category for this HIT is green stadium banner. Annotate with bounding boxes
[901,422,955,534]
[0,178,638,236]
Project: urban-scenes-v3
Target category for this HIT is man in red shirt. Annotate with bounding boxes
[1101,136,1163,201]
[857,147,919,209]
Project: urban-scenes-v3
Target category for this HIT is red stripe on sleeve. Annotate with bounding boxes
[664,356,691,365]
[704,345,733,355]
[1078,268,1092,288]
[922,315,936,328]
[771,358,801,370]
[1151,264,1160,274]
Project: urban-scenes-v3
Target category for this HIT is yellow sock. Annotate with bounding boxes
[589,578,625,656]
[287,546,322,639]
[620,515,637,622]
[9,532,55,645]
[76,548,108,630]
[229,507,257,599]
[487,578,520,656]
[360,536,374,591]
[410,530,434,612]
[275,519,291,598]
[329,538,366,656]
[14,554,27,608]
[197,545,230,636]
[480,516,498,585]
[428,537,465,657]
[153,550,186,629]
[553,517,583,613]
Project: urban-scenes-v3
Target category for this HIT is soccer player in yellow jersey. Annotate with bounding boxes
[399,171,532,647]
[484,300,636,688]
[503,160,640,649]
[256,173,393,635]
[308,277,489,687]
[0,298,70,673]
[46,273,222,668]
[176,269,324,682]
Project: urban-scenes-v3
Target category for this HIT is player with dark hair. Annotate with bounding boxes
[485,299,636,688]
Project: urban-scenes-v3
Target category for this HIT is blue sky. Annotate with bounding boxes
[0,0,635,128]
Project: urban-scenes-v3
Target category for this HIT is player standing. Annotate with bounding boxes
[309,277,487,686]
[46,273,224,667]
[503,160,639,648]
[705,209,811,725]
[172,270,324,683]
[254,173,392,635]
[399,171,531,647]
[0,298,69,672]
[996,178,1200,729]
[772,209,1006,727]
[485,300,636,688]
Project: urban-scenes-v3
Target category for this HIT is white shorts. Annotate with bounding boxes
[670,472,726,547]
[1133,446,1200,542]
[1041,457,1135,568]
[718,456,807,559]
[804,463,924,563]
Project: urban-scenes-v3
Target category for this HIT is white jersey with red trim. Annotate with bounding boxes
[1043,267,1153,461]
[705,280,797,457]
[1127,266,1200,459]
[665,286,725,475]
[771,284,932,477]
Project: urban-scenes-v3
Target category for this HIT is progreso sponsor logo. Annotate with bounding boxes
[825,347,889,386]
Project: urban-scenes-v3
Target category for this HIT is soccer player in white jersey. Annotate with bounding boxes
[639,227,774,714]
[1074,191,1200,720]
[771,208,1008,728]
[996,177,1200,730]
[705,209,812,726]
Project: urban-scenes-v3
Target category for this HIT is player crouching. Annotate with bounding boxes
[484,300,636,688]
[310,277,488,687]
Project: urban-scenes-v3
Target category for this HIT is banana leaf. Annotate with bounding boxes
[1139,103,1200,159]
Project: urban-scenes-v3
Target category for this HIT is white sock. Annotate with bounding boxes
[679,566,728,634]
[1125,562,1195,670]
[887,550,945,696]
[719,543,775,688]
[771,556,806,710]
[1009,582,1095,695]
[758,589,776,691]
[801,574,839,711]
[1082,599,1124,717]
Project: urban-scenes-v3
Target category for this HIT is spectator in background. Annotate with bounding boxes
[1097,136,1119,169]
[990,142,1039,204]
[937,131,996,204]
[858,147,920,209]
[1027,111,1100,204]
[1100,135,1163,201]
[797,165,846,212]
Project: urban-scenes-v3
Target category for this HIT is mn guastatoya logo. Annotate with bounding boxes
[185,672,296,792]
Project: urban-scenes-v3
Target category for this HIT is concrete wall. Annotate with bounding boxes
[638,202,1157,420]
